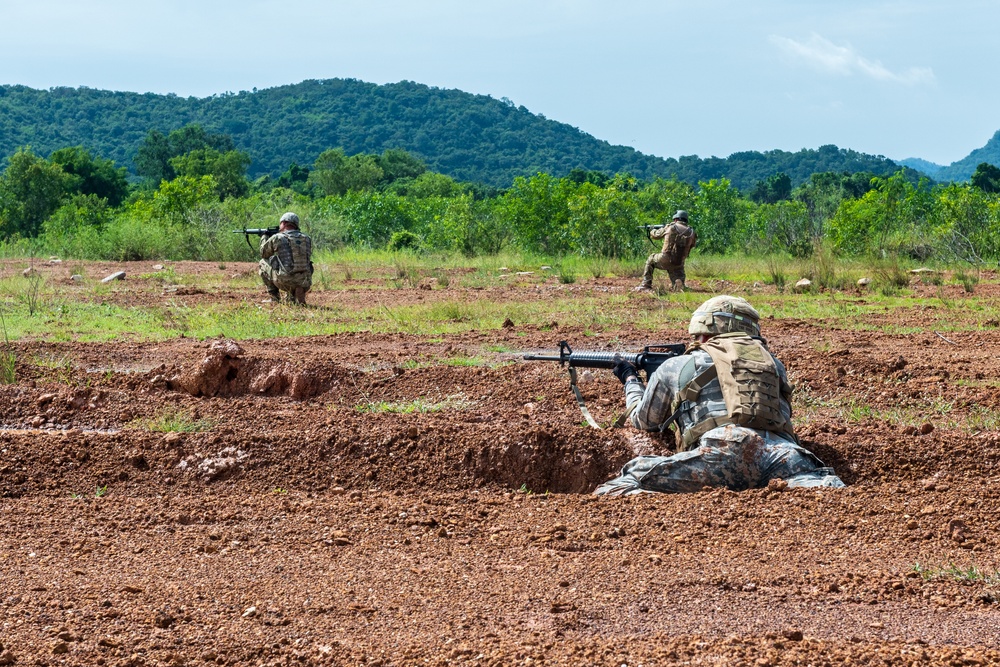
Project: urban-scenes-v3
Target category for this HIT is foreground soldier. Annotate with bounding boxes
[259,212,313,305]
[595,295,844,495]
[636,209,697,292]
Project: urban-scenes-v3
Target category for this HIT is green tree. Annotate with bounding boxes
[169,148,251,199]
[134,129,174,185]
[48,146,130,206]
[276,162,312,195]
[377,149,426,182]
[308,149,348,197]
[827,172,933,257]
[567,176,646,258]
[308,149,384,196]
[749,172,792,204]
[0,147,73,238]
[935,183,1000,262]
[39,194,112,258]
[498,173,577,255]
[736,200,812,256]
[566,168,610,187]
[970,163,1000,194]
[334,191,413,247]
[634,177,696,226]
[135,124,236,186]
[398,172,465,198]
[340,154,384,193]
[693,178,748,254]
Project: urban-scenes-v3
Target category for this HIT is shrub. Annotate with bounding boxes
[387,230,422,252]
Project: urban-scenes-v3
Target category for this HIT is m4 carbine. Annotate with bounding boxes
[524,340,687,428]
[637,223,666,244]
[233,226,279,250]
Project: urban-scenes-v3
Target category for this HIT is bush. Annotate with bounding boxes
[387,230,422,252]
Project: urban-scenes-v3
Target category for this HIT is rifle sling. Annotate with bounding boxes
[568,367,603,429]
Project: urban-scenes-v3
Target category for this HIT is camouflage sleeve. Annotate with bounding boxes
[260,234,276,260]
[628,362,678,431]
[623,378,645,415]
[649,225,670,240]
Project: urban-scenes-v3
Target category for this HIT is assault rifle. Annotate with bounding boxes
[233,226,279,251]
[523,340,687,428]
[637,223,666,244]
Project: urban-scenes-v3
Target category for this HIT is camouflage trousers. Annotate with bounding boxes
[259,260,312,298]
[594,425,845,496]
[642,253,685,286]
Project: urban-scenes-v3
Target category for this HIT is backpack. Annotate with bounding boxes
[664,223,694,261]
[670,332,796,449]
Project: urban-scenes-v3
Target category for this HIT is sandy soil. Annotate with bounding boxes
[1,260,999,666]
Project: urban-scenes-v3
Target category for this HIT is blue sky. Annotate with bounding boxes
[3,0,998,166]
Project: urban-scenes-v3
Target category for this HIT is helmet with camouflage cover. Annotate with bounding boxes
[672,210,689,222]
[688,295,760,338]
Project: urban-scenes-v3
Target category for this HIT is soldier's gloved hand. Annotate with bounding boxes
[612,355,638,384]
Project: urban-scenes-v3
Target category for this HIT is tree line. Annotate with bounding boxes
[2,127,999,265]
[0,80,931,189]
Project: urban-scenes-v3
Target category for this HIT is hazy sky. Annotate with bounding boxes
[3,0,997,166]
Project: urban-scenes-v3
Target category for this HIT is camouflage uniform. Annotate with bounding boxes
[594,346,844,496]
[259,229,313,302]
[639,220,697,291]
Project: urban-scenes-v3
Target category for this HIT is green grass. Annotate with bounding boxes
[0,349,15,384]
[0,306,14,384]
[33,353,76,384]
[134,408,213,433]
[0,251,994,343]
[483,344,516,353]
[354,394,472,414]
[912,561,1000,584]
[443,355,493,367]
[824,395,1000,432]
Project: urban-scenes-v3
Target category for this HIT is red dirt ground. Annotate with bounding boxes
[1,260,999,666]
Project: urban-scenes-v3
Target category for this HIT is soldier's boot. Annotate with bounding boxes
[293,287,307,305]
[634,262,655,291]
[265,288,281,303]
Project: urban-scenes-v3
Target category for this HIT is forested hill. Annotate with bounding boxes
[933,130,1000,183]
[0,79,918,189]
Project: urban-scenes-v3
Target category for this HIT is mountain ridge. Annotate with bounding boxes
[0,78,942,189]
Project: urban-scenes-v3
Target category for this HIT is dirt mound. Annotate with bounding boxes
[163,339,341,400]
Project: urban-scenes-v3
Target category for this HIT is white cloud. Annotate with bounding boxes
[769,34,934,85]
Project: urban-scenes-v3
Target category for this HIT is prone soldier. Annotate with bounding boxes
[596,295,845,495]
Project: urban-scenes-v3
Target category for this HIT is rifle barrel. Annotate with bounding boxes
[521,350,641,368]
[521,353,564,362]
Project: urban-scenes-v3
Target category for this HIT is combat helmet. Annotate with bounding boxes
[279,211,300,227]
[688,295,760,338]
[673,210,689,222]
